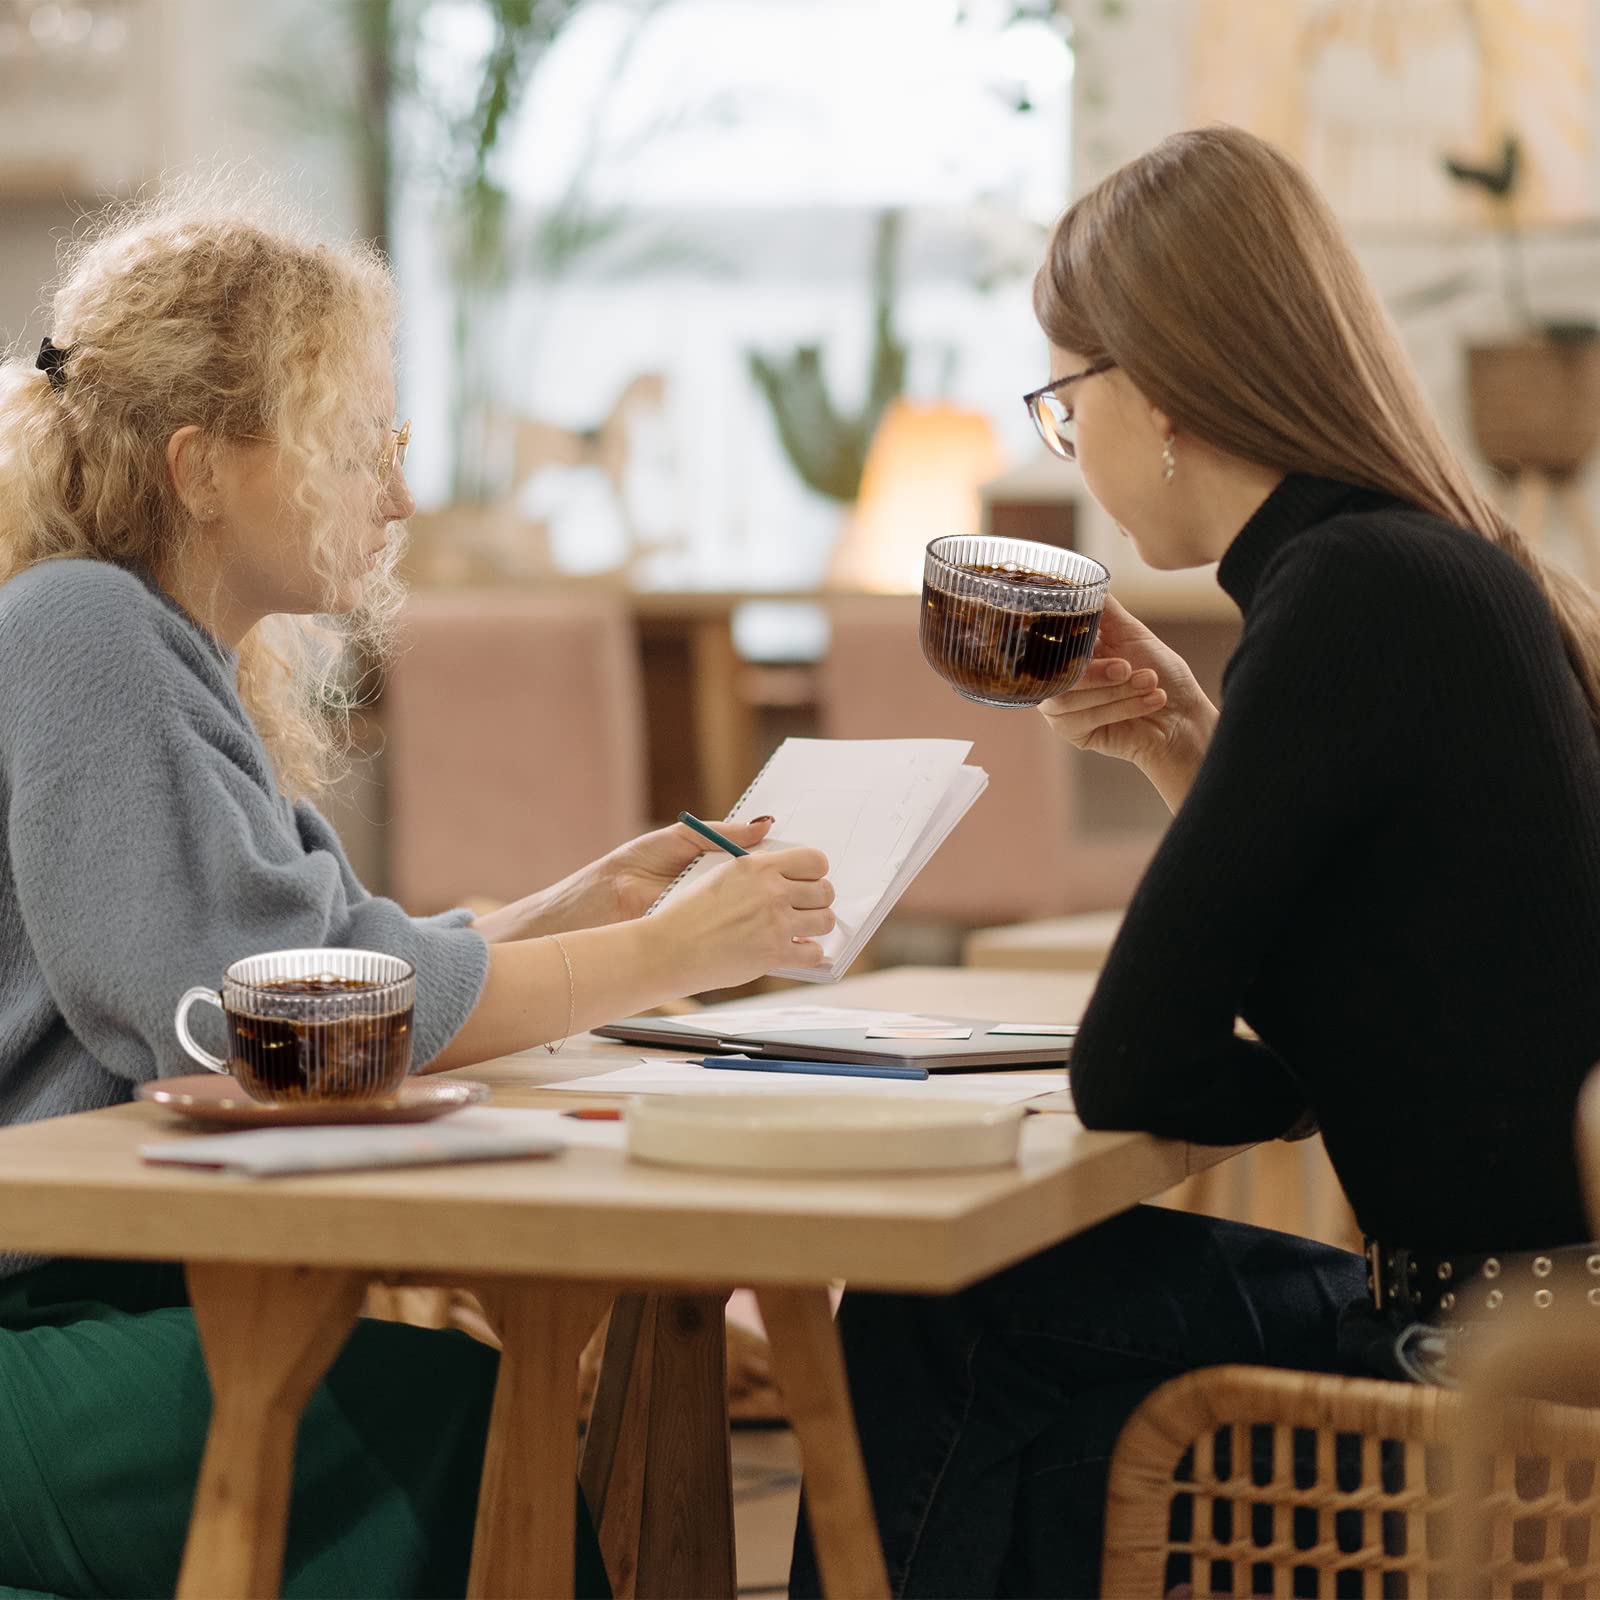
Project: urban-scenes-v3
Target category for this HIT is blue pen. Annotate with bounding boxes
[677,811,747,857]
[701,1056,928,1082]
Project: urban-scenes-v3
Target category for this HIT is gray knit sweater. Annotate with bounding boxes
[0,560,489,1234]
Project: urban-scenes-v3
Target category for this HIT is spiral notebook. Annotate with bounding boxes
[647,737,988,983]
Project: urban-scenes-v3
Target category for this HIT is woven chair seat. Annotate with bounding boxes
[1102,1363,1600,1599]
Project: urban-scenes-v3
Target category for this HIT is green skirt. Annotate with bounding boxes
[0,1258,608,1599]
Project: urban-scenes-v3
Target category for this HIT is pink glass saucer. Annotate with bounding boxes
[135,1074,489,1128]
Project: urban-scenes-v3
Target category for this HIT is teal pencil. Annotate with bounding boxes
[677,811,747,857]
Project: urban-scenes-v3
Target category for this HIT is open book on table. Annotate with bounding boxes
[647,737,988,983]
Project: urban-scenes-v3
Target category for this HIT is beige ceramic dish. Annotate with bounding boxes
[625,1094,1024,1174]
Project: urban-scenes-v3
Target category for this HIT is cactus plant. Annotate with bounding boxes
[747,210,909,503]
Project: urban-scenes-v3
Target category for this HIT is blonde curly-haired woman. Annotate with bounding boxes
[0,186,834,1598]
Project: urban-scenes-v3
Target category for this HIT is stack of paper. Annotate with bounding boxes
[649,738,987,982]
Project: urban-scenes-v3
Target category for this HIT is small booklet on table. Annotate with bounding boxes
[645,736,989,984]
[139,1111,565,1177]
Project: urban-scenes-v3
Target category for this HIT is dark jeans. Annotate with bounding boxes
[790,1205,1368,1599]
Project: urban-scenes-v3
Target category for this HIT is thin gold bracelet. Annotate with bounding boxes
[545,932,575,1055]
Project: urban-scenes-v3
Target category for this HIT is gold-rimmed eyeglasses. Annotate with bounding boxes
[381,420,411,486]
[1022,361,1115,461]
[236,420,412,485]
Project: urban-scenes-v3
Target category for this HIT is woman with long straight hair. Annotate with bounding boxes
[790,125,1600,1598]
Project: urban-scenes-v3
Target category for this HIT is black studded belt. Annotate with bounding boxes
[1365,1237,1600,1321]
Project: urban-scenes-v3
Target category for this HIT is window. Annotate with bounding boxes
[394,0,1072,592]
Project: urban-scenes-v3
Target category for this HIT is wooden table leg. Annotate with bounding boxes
[467,1279,615,1600]
[758,1287,890,1600]
[577,1291,737,1599]
[634,1293,736,1599]
[176,1263,367,1600]
[580,1294,657,1598]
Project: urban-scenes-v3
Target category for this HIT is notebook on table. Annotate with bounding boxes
[646,736,989,983]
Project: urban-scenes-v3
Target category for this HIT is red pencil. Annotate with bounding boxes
[562,1107,622,1121]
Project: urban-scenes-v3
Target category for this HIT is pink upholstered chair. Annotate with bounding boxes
[383,588,648,914]
[818,596,1158,924]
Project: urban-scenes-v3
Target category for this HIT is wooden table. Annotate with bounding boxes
[0,967,1241,1598]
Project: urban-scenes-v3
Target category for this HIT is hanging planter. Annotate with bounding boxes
[1467,330,1600,478]
[1439,135,1600,510]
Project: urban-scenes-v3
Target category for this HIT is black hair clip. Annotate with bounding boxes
[35,336,72,394]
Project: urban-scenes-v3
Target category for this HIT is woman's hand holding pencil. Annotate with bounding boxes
[601,813,781,923]
[656,832,837,990]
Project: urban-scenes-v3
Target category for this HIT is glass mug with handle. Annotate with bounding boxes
[175,948,417,1105]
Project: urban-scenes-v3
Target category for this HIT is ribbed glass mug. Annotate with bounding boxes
[920,536,1110,707]
[174,948,417,1105]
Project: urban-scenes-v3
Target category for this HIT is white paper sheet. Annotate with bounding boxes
[545,1062,1068,1104]
[644,1005,957,1038]
[454,1107,627,1149]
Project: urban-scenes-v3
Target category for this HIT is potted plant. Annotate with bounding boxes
[1447,136,1600,479]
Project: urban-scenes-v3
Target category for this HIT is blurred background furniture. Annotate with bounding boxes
[359,578,1241,930]
[964,909,1125,972]
[384,588,647,913]
[628,589,764,820]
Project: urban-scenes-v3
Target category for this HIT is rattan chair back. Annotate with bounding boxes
[1101,1363,1600,1598]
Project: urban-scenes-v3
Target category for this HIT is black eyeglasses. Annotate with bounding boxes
[1022,360,1115,461]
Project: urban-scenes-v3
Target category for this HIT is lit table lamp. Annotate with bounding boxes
[827,399,1006,593]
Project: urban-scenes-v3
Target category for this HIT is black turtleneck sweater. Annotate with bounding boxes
[1070,475,1600,1252]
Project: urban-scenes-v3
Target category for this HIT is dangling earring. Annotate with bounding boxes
[1161,437,1177,485]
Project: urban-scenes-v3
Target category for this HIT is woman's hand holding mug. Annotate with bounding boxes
[655,846,836,990]
[1037,596,1219,811]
